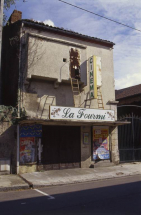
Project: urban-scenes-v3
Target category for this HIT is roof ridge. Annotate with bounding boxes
[116,83,141,92]
[21,19,115,46]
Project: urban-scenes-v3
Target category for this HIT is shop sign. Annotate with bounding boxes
[93,126,110,160]
[50,106,115,121]
[89,56,102,99]
[89,56,95,99]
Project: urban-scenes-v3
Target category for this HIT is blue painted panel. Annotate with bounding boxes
[20,124,42,137]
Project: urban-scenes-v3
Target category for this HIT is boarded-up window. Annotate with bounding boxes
[70,48,80,80]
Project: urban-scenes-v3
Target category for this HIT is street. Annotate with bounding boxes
[0,175,141,215]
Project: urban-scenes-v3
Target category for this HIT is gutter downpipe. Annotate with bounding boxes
[18,22,24,117]
[17,23,24,174]
[16,125,19,174]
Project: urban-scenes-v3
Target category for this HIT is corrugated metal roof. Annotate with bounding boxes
[115,84,141,100]
[21,19,115,47]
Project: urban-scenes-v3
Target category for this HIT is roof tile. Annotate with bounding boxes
[115,84,141,100]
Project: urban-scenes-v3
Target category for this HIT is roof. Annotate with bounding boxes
[20,19,115,47]
[115,84,141,100]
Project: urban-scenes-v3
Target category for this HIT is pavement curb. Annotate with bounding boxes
[18,174,33,188]
[0,185,29,192]
[24,172,141,189]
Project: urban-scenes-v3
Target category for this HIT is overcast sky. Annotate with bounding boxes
[4,0,141,90]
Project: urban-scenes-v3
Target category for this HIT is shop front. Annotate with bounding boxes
[18,106,127,174]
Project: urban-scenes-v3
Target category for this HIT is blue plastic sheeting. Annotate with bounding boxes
[20,124,42,137]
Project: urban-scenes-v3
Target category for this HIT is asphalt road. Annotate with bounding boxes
[0,175,141,215]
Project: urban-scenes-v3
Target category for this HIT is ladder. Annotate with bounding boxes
[36,96,55,119]
[97,87,104,109]
[70,78,80,106]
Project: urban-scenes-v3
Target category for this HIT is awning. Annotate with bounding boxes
[18,118,130,127]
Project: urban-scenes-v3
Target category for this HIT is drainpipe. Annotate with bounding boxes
[16,125,19,174]
[132,112,135,161]
[18,22,24,117]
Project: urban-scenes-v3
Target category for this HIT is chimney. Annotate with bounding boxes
[8,10,22,24]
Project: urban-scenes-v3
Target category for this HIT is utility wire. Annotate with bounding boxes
[58,0,141,33]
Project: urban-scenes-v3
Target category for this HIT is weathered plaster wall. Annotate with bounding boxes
[20,26,116,119]
[23,81,74,118]
[27,36,87,82]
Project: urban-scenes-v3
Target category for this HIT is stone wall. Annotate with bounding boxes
[111,126,119,164]
[19,164,37,174]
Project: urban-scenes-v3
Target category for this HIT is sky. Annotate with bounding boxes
[4,0,141,90]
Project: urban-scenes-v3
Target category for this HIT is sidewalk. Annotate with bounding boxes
[1,162,141,192]
[20,162,141,188]
[0,174,29,192]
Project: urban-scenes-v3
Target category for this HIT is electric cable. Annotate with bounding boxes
[58,0,141,33]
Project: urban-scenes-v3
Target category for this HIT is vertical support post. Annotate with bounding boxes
[38,138,42,164]
[17,125,19,174]
[132,112,135,161]
[109,127,112,162]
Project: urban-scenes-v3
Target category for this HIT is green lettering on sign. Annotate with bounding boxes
[90,71,93,77]
[90,78,93,84]
[90,92,94,98]
[90,85,94,91]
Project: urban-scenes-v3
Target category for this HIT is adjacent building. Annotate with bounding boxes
[116,84,141,163]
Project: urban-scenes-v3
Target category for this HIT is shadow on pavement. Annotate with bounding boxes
[0,179,141,215]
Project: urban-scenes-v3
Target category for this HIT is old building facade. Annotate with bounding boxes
[1,10,123,174]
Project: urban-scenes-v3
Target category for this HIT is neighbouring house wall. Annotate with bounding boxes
[2,23,21,107]
[117,96,141,106]
[0,122,17,173]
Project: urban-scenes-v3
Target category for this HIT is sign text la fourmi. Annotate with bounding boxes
[50,106,115,122]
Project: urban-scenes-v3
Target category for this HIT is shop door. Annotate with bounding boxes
[42,126,81,169]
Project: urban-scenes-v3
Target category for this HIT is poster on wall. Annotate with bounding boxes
[83,133,89,144]
[20,137,36,164]
[93,126,110,160]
